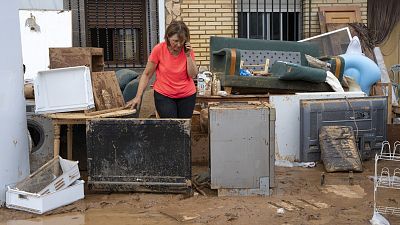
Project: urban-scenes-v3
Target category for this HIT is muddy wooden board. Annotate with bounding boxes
[47,109,136,120]
[319,126,362,173]
[91,71,125,111]
[49,47,104,72]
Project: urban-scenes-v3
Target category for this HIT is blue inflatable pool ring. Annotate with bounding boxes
[340,54,380,94]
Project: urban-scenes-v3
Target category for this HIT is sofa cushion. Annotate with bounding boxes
[241,50,301,71]
[271,61,327,83]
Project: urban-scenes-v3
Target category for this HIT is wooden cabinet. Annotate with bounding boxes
[49,47,104,72]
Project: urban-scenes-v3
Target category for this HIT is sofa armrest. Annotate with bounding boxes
[211,48,241,76]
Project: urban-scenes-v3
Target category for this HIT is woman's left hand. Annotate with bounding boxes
[184,42,192,56]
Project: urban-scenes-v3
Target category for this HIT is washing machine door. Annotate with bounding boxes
[27,115,54,173]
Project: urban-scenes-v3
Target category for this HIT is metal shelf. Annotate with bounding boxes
[376,206,400,216]
[376,175,400,189]
[374,141,400,216]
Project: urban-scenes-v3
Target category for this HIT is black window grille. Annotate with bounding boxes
[66,0,149,68]
[235,0,303,41]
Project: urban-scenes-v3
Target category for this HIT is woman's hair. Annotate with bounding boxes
[164,20,190,45]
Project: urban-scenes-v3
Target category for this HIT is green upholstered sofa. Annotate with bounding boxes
[209,36,332,93]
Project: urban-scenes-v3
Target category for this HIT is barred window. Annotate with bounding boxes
[237,0,301,41]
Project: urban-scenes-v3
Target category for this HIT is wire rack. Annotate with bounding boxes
[374,141,400,216]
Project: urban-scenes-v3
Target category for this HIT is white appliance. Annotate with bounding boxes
[210,103,275,196]
[26,100,54,173]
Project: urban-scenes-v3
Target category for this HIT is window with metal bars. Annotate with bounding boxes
[90,28,139,62]
[86,0,146,68]
[236,0,301,41]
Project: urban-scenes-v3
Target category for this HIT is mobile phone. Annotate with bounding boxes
[184,41,189,53]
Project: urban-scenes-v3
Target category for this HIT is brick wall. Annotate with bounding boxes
[302,0,368,39]
[165,0,235,68]
[164,0,368,67]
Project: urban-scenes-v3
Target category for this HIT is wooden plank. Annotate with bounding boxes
[387,124,400,144]
[371,82,393,124]
[47,109,136,120]
[318,11,327,33]
[85,106,125,116]
[219,75,332,94]
[91,109,136,118]
[91,71,125,111]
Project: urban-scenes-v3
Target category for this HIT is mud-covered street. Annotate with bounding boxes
[1,161,399,225]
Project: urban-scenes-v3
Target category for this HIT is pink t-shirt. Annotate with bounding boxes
[149,42,196,98]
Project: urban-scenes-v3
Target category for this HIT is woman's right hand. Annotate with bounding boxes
[125,97,141,110]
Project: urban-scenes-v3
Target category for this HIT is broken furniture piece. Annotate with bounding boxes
[86,119,192,194]
[210,36,333,94]
[47,109,136,161]
[209,102,275,196]
[6,157,83,214]
[374,141,400,217]
[49,47,104,72]
[90,71,126,113]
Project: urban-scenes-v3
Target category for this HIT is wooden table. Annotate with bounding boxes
[46,109,136,160]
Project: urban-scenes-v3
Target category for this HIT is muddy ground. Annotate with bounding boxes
[1,160,399,225]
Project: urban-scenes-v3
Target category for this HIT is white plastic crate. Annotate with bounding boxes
[6,180,84,214]
[12,156,80,196]
[34,66,95,114]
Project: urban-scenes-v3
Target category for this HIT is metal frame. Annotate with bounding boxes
[298,26,351,42]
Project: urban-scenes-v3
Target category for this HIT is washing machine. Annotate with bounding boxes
[26,100,54,173]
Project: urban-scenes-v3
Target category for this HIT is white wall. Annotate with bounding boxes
[0,1,30,205]
[19,10,72,80]
[19,0,64,10]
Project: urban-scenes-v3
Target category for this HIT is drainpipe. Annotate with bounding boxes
[158,0,165,42]
[0,1,30,205]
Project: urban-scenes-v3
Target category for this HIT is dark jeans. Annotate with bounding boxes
[154,91,196,118]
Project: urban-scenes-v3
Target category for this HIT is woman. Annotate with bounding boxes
[126,20,198,118]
